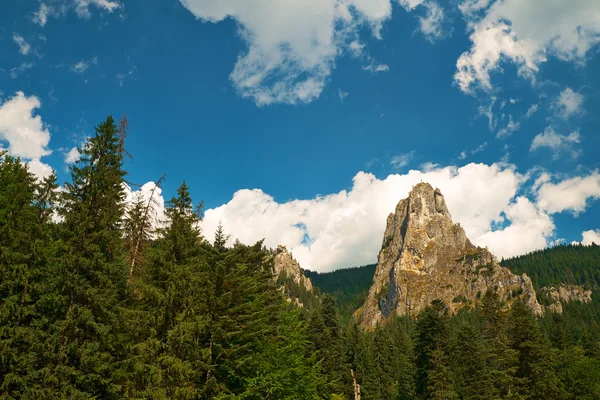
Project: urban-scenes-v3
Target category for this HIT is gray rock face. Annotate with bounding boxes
[541,285,592,313]
[354,183,542,329]
[273,245,313,292]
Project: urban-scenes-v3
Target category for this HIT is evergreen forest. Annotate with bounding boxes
[1,116,600,399]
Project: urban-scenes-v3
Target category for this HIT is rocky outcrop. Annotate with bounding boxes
[273,245,313,292]
[541,285,592,313]
[354,183,542,330]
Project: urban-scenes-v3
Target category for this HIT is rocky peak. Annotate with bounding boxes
[354,183,542,329]
[272,245,313,292]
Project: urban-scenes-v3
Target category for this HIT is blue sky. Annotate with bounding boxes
[1,0,600,271]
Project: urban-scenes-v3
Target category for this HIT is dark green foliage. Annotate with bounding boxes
[3,118,600,399]
[502,243,600,290]
[305,263,376,323]
[0,153,56,397]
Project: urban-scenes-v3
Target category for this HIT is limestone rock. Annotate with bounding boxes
[272,245,313,292]
[541,285,592,313]
[354,183,542,329]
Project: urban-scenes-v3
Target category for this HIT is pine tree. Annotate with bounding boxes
[427,349,458,400]
[508,300,566,399]
[122,181,209,398]
[0,154,55,396]
[308,295,351,398]
[414,300,451,398]
[38,116,129,398]
[123,176,164,282]
[451,323,496,400]
[480,290,523,399]
[213,221,229,253]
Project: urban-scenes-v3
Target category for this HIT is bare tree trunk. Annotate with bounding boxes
[351,369,361,400]
[128,175,165,282]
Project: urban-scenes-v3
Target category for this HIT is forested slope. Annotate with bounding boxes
[2,116,600,399]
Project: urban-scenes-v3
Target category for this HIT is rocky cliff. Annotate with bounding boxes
[273,245,313,292]
[541,285,593,313]
[354,183,542,329]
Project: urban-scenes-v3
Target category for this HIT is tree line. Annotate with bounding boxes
[1,116,600,399]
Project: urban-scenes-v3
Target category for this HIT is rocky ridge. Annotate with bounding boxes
[541,285,593,313]
[272,245,313,292]
[354,183,542,330]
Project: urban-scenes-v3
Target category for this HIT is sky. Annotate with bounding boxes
[1,0,600,272]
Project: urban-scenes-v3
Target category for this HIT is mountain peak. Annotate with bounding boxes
[354,183,542,329]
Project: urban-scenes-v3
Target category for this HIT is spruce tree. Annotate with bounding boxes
[508,300,566,399]
[414,300,451,398]
[123,181,209,398]
[427,349,458,400]
[39,116,128,398]
[0,154,54,396]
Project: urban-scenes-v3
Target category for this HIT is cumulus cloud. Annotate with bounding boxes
[418,2,447,43]
[477,196,554,259]
[124,181,167,232]
[0,92,51,160]
[64,147,81,164]
[530,127,581,159]
[455,0,600,93]
[179,0,394,105]
[537,171,600,214]
[26,158,54,180]
[13,34,31,55]
[581,229,600,245]
[554,87,584,119]
[196,163,559,272]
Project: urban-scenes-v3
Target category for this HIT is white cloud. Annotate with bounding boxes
[13,34,31,55]
[0,92,51,160]
[26,158,54,181]
[478,97,497,131]
[581,229,600,245]
[496,115,519,137]
[33,3,53,27]
[455,0,600,93]
[390,151,415,170]
[10,62,34,79]
[537,171,600,214]
[399,0,426,11]
[418,2,447,43]
[530,126,581,159]
[477,196,554,258]
[70,57,97,75]
[124,182,167,231]
[338,88,349,103]
[179,0,394,105]
[363,63,390,73]
[459,141,488,160]
[74,0,121,18]
[554,87,584,119]
[198,163,558,272]
[64,147,81,164]
[525,103,539,118]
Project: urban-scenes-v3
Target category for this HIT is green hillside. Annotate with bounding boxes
[305,264,376,323]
